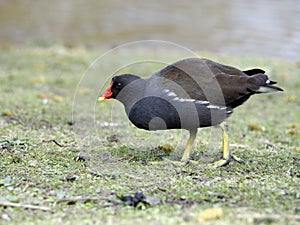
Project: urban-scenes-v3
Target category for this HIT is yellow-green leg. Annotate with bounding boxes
[211,122,244,167]
[181,129,197,163]
[149,129,197,167]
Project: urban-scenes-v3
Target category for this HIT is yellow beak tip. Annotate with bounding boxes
[98,97,106,102]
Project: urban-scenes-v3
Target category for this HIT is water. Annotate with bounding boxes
[0,0,299,60]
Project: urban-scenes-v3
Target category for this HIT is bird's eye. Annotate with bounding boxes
[116,82,122,88]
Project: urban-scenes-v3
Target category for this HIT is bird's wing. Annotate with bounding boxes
[153,58,268,106]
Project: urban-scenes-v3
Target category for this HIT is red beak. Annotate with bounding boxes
[98,81,113,102]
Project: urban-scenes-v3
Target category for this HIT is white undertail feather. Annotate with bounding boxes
[258,86,281,93]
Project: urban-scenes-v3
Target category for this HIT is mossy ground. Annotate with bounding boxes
[0,46,299,225]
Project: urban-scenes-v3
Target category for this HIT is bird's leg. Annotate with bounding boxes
[164,129,198,167]
[211,122,244,167]
[181,129,197,163]
[148,129,197,167]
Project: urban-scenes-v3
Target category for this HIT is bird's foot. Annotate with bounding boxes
[172,159,199,167]
[209,153,244,167]
[148,158,198,167]
[147,158,177,166]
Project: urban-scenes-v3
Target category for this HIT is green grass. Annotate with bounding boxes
[0,46,299,225]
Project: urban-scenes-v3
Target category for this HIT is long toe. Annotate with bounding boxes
[231,154,245,163]
[209,158,231,167]
[147,158,184,166]
[148,158,198,167]
[209,153,244,167]
[171,159,200,167]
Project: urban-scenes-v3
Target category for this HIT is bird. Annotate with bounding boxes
[98,58,283,166]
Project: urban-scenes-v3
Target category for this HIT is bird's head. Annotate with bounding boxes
[98,74,141,102]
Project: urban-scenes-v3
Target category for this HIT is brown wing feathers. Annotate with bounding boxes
[155,58,282,108]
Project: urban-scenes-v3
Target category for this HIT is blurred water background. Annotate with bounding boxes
[0,0,299,61]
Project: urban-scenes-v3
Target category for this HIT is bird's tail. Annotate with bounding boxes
[257,82,284,93]
[247,73,284,93]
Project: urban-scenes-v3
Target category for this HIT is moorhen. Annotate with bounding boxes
[98,58,283,166]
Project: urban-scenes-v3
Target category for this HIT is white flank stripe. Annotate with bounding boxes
[167,92,177,97]
[206,105,227,110]
[195,100,209,104]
